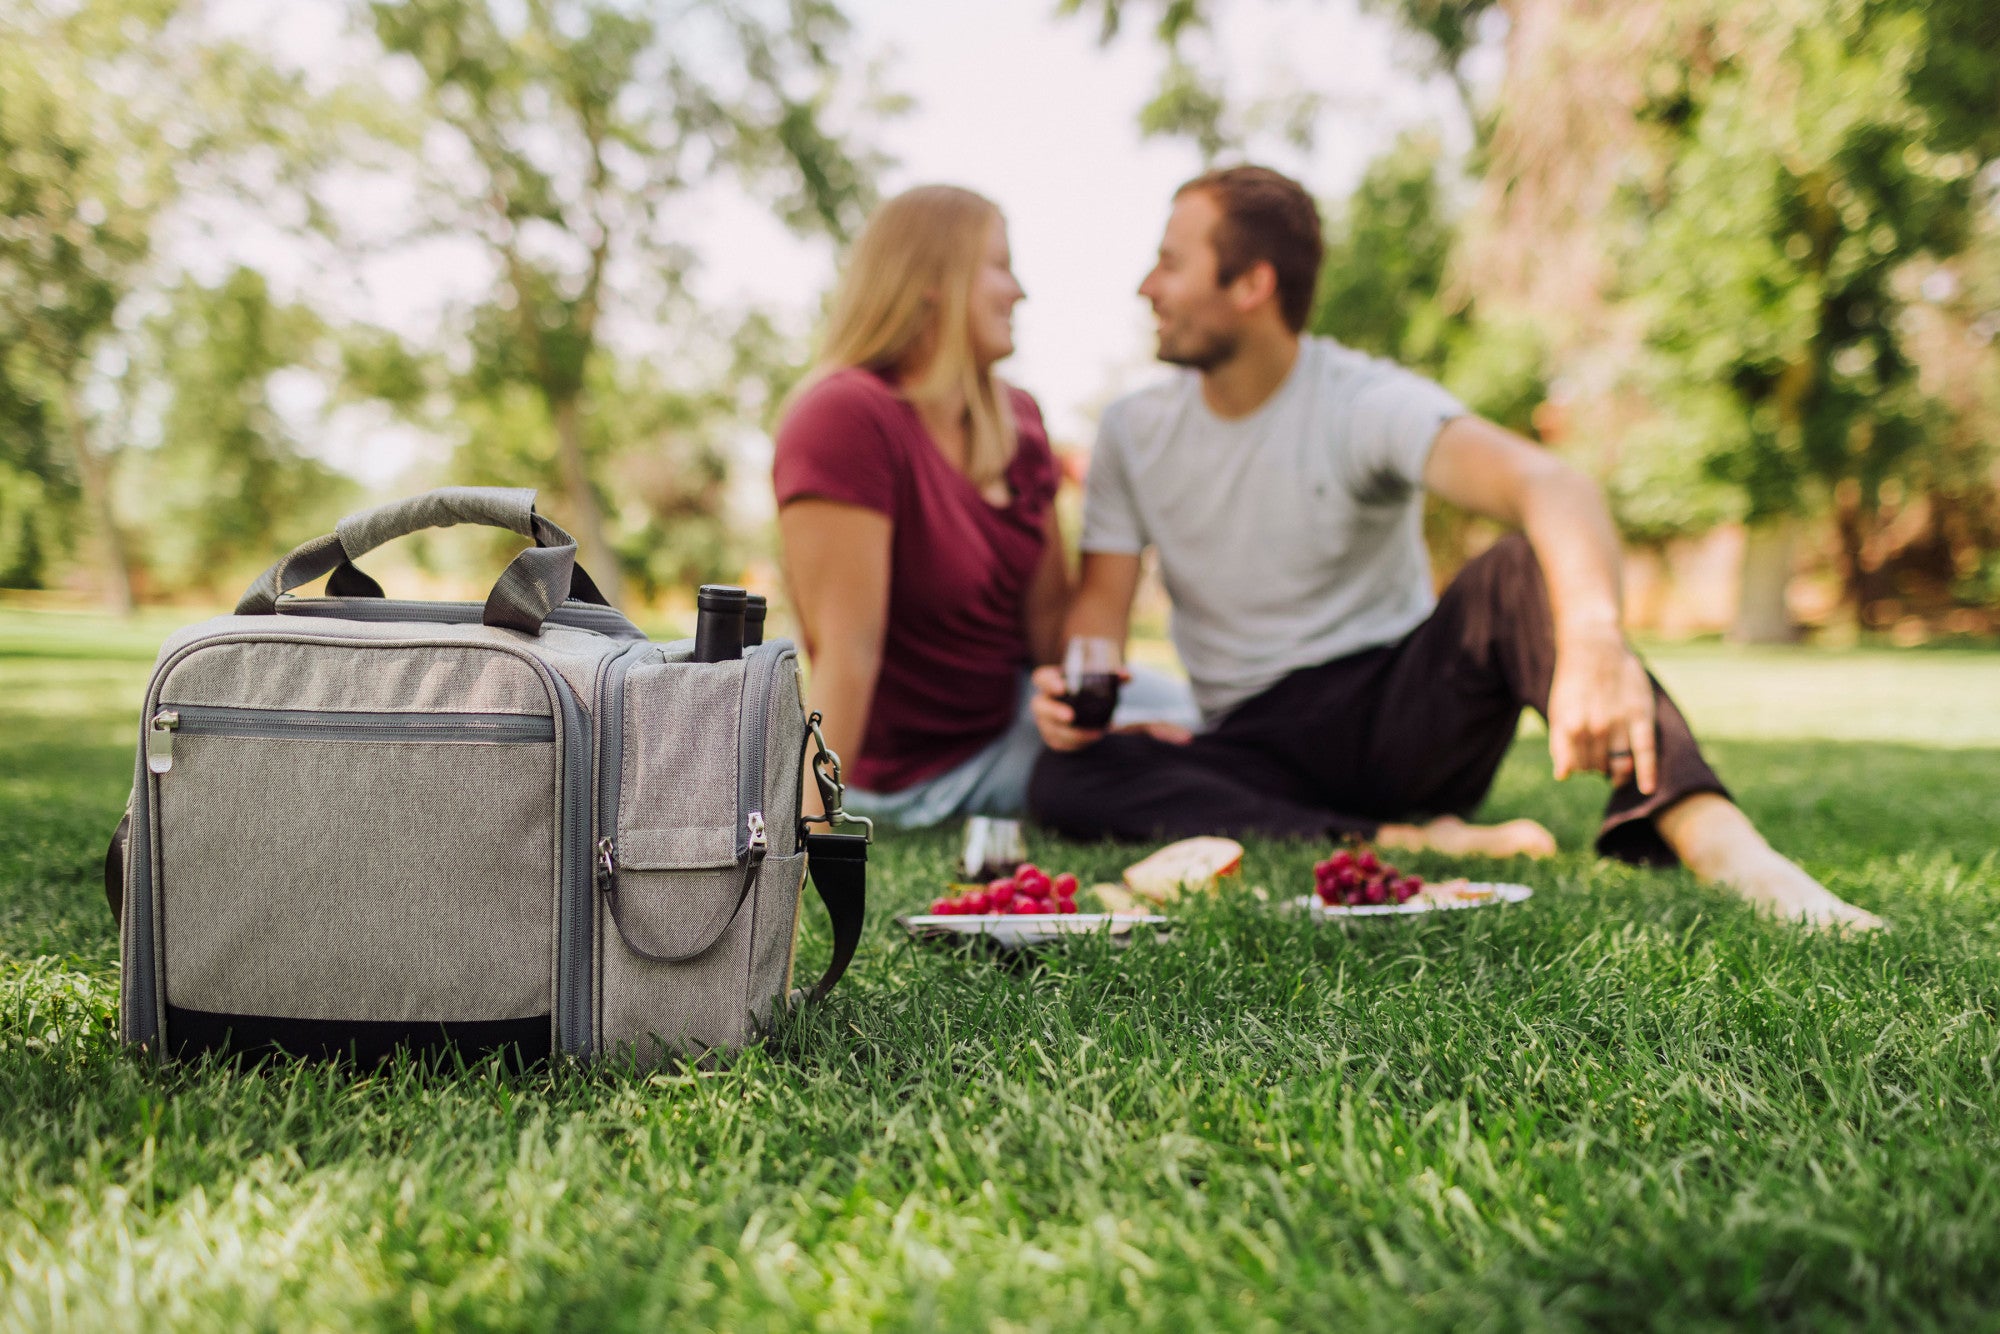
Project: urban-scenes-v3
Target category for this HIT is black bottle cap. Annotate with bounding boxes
[743,594,768,645]
[697,584,747,612]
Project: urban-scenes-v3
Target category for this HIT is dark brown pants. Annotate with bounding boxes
[1027,535,1727,866]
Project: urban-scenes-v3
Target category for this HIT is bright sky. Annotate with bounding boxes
[215,0,1482,484]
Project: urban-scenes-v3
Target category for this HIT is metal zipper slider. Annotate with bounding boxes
[746,810,767,853]
[595,836,617,889]
[147,710,181,774]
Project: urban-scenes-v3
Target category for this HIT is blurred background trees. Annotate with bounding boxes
[1071,0,2000,640]
[1,0,882,611]
[3,0,1997,642]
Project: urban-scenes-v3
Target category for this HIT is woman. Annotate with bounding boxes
[774,185,1194,828]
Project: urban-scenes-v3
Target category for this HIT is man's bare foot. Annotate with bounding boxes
[1656,793,1885,931]
[1377,814,1559,860]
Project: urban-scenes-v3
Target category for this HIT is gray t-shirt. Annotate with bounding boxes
[1083,337,1465,719]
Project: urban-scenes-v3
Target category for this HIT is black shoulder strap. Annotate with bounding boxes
[802,830,867,1002]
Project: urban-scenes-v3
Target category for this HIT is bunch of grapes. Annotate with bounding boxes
[930,864,1080,916]
[1314,848,1423,907]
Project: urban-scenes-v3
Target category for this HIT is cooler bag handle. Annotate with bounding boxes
[234,486,611,635]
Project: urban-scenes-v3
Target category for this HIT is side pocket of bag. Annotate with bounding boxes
[599,658,755,1064]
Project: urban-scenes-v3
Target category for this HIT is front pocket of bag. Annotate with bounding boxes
[599,851,805,1063]
[152,706,558,1035]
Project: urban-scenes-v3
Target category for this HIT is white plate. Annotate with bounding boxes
[1292,882,1534,918]
[899,912,1169,949]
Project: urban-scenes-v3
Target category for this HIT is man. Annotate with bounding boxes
[1028,165,1881,930]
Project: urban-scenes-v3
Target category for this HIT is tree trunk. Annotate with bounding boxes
[62,380,135,615]
[1729,518,1797,644]
[550,392,623,608]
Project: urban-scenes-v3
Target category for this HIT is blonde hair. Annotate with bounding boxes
[807,185,1016,489]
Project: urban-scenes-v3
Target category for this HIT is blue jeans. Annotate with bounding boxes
[843,666,1201,830]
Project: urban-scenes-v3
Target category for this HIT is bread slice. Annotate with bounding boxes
[1122,837,1244,903]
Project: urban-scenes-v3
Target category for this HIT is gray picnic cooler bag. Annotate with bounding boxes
[103,487,870,1067]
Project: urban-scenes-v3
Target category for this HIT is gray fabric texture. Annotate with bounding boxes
[162,642,553,716]
[336,487,539,558]
[747,850,807,1024]
[483,542,578,635]
[235,532,348,617]
[617,660,743,868]
[158,733,556,1022]
[599,864,758,1059]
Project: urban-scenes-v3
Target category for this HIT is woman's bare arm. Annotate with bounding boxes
[1020,506,1072,667]
[778,498,893,815]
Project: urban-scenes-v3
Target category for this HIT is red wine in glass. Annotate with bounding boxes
[1062,673,1121,729]
[1061,636,1123,731]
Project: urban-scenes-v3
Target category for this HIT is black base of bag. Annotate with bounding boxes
[165,1006,551,1068]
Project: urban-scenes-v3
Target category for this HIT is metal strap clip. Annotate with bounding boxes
[801,711,873,842]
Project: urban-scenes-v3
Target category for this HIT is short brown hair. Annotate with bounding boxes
[1176,165,1324,332]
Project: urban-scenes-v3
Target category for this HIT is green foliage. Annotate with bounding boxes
[1624,1,1986,528]
[435,349,742,596]
[0,361,70,590]
[361,0,886,601]
[0,0,179,595]
[1314,133,1545,436]
[0,0,394,600]
[124,269,358,594]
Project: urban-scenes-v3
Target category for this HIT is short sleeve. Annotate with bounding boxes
[1004,387,1060,522]
[1080,403,1149,554]
[772,371,903,516]
[1340,360,1466,504]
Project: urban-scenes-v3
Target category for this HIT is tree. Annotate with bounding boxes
[0,1,176,610]
[124,269,360,594]
[1616,0,1998,635]
[1080,0,2000,637]
[363,0,883,607]
[1,0,392,607]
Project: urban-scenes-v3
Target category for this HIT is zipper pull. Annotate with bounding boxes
[595,836,617,890]
[746,810,767,854]
[147,710,180,775]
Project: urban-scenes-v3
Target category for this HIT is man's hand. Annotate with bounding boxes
[1031,665,1103,751]
[1029,665,1195,752]
[1547,628,1657,793]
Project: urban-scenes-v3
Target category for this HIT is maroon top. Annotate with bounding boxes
[773,367,1059,793]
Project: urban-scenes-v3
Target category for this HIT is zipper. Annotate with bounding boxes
[590,641,659,900]
[275,595,646,642]
[146,705,554,774]
[736,642,789,861]
[548,669,594,1060]
[148,710,180,774]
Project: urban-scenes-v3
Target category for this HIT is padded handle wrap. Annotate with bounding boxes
[234,486,605,634]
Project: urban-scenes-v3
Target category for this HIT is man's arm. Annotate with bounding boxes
[1029,550,1143,751]
[778,498,893,815]
[1421,415,1658,794]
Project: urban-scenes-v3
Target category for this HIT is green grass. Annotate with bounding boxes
[3,608,1999,1330]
